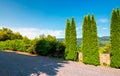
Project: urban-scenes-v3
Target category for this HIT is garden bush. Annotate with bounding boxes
[27,35,65,58]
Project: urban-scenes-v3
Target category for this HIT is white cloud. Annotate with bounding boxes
[0,27,64,39]
[76,26,82,31]
[76,26,82,38]
[102,27,107,30]
[1,25,83,39]
[98,18,108,23]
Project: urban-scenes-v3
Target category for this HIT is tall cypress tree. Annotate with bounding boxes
[69,17,77,60]
[90,14,99,65]
[82,16,89,63]
[82,14,99,65]
[64,19,71,59]
[65,17,77,60]
[110,8,120,68]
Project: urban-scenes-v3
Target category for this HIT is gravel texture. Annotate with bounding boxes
[0,51,120,76]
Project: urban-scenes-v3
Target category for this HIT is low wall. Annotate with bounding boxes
[100,54,110,66]
[78,52,82,62]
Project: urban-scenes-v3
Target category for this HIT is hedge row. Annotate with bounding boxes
[0,35,65,58]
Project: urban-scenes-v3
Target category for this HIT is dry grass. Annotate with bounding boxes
[3,50,38,56]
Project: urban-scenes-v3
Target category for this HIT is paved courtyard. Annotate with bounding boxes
[0,51,120,76]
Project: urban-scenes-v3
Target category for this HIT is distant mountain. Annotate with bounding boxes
[57,36,110,42]
[57,36,110,46]
[98,36,110,41]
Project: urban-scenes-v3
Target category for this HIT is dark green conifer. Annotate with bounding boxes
[110,8,120,68]
[82,14,99,65]
[65,17,77,61]
[64,19,71,59]
[68,17,77,60]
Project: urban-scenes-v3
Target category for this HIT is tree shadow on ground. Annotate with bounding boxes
[0,51,68,76]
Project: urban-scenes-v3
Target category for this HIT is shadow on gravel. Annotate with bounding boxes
[0,51,68,76]
[27,57,68,76]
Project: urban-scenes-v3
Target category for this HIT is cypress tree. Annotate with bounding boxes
[82,16,89,63]
[64,19,71,59]
[90,14,100,65]
[69,17,77,60]
[65,17,77,60]
[82,14,99,65]
[110,8,120,68]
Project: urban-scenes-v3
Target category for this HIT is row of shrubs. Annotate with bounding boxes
[0,39,30,52]
[0,35,65,58]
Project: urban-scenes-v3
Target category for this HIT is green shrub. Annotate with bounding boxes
[0,39,30,52]
[28,35,65,58]
[55,42,65,57]
[35,38,52,56]
[99,47,107,54]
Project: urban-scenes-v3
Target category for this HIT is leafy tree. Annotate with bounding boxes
[82,14,100,65]
[0,27,23,41]
[0,27,13,41]
[110,8,120,68]
[13,32,23,39]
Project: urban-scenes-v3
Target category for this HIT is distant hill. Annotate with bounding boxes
[57,36,110,47]
[98,36,110,41]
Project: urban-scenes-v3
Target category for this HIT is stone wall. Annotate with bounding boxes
[78,52,82,62]
[100,54,110,66]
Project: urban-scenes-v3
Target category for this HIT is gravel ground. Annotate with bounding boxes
[0,51,120,76]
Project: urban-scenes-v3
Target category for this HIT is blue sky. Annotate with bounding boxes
[0,0,120,39]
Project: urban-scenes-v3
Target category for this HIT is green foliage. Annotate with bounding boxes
[26,38,38,54]
[35,35,56,56]
[110,8,120,68]
[28,35,65,58]
[99,47,106,54]
[0,27,23,41]
[64,19,70,59]
[68,17,77,60]
[0,27,65,58]
[103,43,110,53]
[99,43,110,54]
[82,14,100,65]
[65,17,77,61]
[0,39,30,52]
